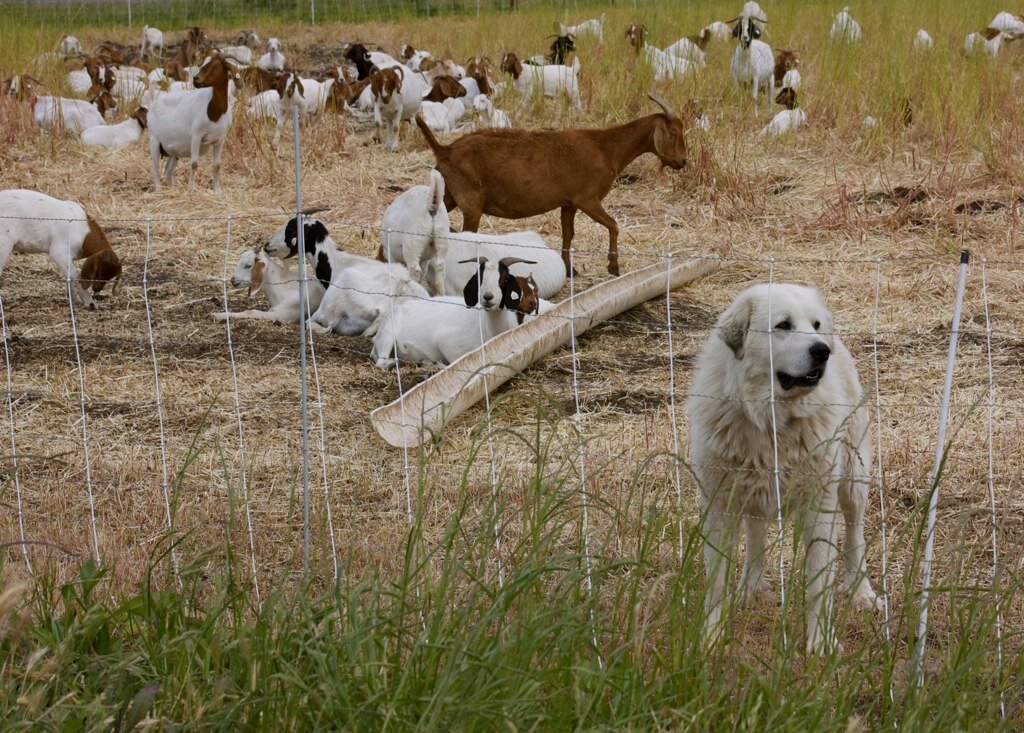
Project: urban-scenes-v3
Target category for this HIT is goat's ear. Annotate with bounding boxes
[717,292,751,359]
[249,257,266,296]
[462,272,479,307]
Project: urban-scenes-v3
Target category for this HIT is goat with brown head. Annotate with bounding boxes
[773,49,800,86]
[626,23,649,53]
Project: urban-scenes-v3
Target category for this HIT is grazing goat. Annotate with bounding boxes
[913,28,933,50]
[830,7,862,43]
[773,49,800,87]
[729,8,774,113]
[473,94,510,129]
[626,23,650,53]
[423,75,467,103]
[371,66,405,151]
[548,34,576,65]
[212,248,325,324]
[0,189,122,309]
[93,42,125,66]
[148,55,235,192]
[60,35,84,57]
[965,28,1007,56]
[703,21,733,40]
[991,11,1024,35]
[500,52,582,109]
[142,25,164,58]
[164,26,205,81]
[371,256,533,368]
[81,106,148,147]
[665,31,710,62]
[416,95,688,277]
[644,42,702,80]
[558,13,605,42]
[262,216,425,336]
[258,38,286,71]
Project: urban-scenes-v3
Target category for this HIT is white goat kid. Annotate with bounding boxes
[419,98,466,132]
[371,256,533,368]
[830,7,862,43]
[502,53,582,109]
[81,106,148,147]
[371,66,406,152]
[473,94,511,129]
[141,25,164,58]
[212,248,325,324]
[59,35,84,57]
[273,74,325,149]
[913,28,933,50]
[148,56,235,193]
[729,9,774,114]
[258,38,286,71]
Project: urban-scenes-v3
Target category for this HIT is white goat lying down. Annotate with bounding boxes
[33,95,107,136]
[371,256,534,368]
[263,215,428,337]
[0,189,122,309]
[80,106,148,147]
[212,248,325,324]
[379,170,566,299]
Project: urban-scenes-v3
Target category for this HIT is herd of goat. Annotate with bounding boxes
[1,3,1023,369]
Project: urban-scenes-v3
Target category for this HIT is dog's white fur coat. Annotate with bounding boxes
[686,284,880,654]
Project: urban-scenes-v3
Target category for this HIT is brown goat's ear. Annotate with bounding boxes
[249,257,266,296]
[717,292,751,359]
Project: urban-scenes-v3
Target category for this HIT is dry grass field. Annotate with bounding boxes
[1,1,1023,728]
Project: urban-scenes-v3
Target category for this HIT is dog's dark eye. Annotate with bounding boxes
[775,320,792,331]
[813,320,821,330]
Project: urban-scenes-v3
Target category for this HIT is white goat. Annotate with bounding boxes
[703,21,733,40]
[59,35,84,57]
[0,189,122,309]
[148,56,235,192]
[990,11,1024,35]
[371,256,532,368]
[257,38,286,71]
[965,28,1006,56]
[781,68,801,91]
[664,36,708,64]
[830,7,862,43]
[380,171,566,299]
[729,10,774,113]
[81,106,148,147]
[558,13,605,42]
[261,216,425,336]
[760,108,806,136]
[247,89,281,120]
[212,248,325,324]
[473,94,510,129]
[380,170,449,295]
[273,74,325,148]
[502,53,582,109]
[33,96,108,136]
[913,28,933,50]
[371,66,406,152]
[644,43,703,81]
[141,25,164,58]
[419,98,466,132]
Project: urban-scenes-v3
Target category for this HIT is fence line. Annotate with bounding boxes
[0,211,1014,692]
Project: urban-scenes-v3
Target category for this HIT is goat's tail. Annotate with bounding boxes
[415,114,446,155]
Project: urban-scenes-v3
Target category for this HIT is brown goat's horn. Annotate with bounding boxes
[648,94,677,120]
[498,257,538,267]
[458,256,489,264]
[302,206,330,215]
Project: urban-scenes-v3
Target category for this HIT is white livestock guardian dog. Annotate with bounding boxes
[687,284,880,654]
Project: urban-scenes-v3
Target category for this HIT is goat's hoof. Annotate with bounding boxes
[607,264,620,277]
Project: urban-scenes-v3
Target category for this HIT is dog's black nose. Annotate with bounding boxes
[809,342,831,363]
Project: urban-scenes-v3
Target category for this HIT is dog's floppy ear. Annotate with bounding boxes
[717,292,751,359]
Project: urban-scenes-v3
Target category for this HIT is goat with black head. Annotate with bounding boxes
[728,5,774,113]
[548,34,576,64]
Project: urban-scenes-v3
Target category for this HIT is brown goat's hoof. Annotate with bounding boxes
[607,264,620,277]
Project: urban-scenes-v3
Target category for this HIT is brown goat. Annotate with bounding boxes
[87,83,117,117]
[423,75,466,103]
[465,56,492,95]
[92,42,124,65]
[773,49,800,86]
[241,66,280,93]
[626,23,649,54]
[416,95,688,277]
[80,217,123,294]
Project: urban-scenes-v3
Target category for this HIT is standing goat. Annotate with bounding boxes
[148,55,236,192]
[729,7,774,113]
[0,190,122,309]
[558,13,605,42]
[830,7,862,43]
[416,94,688,277]
[500,52,582,109]
[141,25,164,59]
[371,66,405,151]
